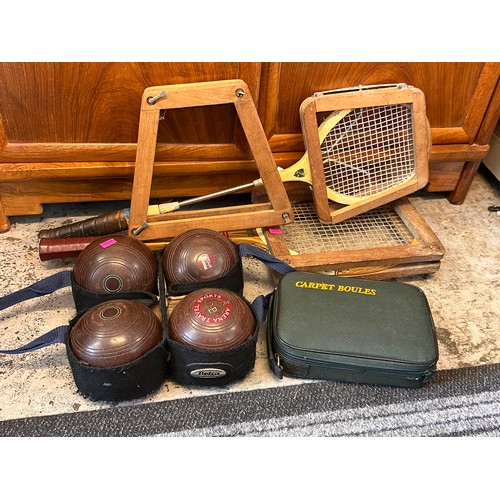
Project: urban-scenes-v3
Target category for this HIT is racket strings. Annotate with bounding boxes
[321,104,415,198]
[281,200,414,254]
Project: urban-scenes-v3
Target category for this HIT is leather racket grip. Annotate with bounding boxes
[38,208,129,239]
[38,236,99,261]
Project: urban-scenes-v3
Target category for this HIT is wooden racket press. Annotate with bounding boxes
[262,195,445,280]
[127,79,293,241]
[300,84,431,225]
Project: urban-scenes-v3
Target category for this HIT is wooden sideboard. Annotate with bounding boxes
[1,62,499,232]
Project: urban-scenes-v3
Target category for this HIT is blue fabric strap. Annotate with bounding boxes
[0,325,68,355]
[238,244,296,322]
[238,243,295,276]
[250,293,274,323]
[0,270,72,311]
[0,271,71,356]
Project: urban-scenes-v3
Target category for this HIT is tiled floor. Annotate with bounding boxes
[0,167,499,422]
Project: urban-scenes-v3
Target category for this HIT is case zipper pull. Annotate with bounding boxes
[270,353,283,379]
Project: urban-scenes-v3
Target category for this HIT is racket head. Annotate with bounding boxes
[300,84,430,220]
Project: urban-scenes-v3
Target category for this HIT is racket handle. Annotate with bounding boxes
[38,208,130,240]
[38,236,99,261]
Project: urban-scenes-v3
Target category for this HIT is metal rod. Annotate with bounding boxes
[154,180,261,215]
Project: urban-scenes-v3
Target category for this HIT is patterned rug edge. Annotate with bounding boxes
[1,363,499,437]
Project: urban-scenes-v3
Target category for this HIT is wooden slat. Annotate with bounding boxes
[135,204,286,241]
[128,108,161,232]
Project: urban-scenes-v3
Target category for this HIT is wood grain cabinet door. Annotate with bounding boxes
[0,62,264,229]
[259,62,500,197]
[1,62,499,232]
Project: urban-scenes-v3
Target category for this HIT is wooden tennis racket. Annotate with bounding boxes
[37,109,353,240]
[300,83,431,224]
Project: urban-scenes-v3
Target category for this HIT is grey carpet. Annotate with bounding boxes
[1,363,499,437]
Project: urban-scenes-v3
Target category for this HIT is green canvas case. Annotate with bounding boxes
[267,272,438,388]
